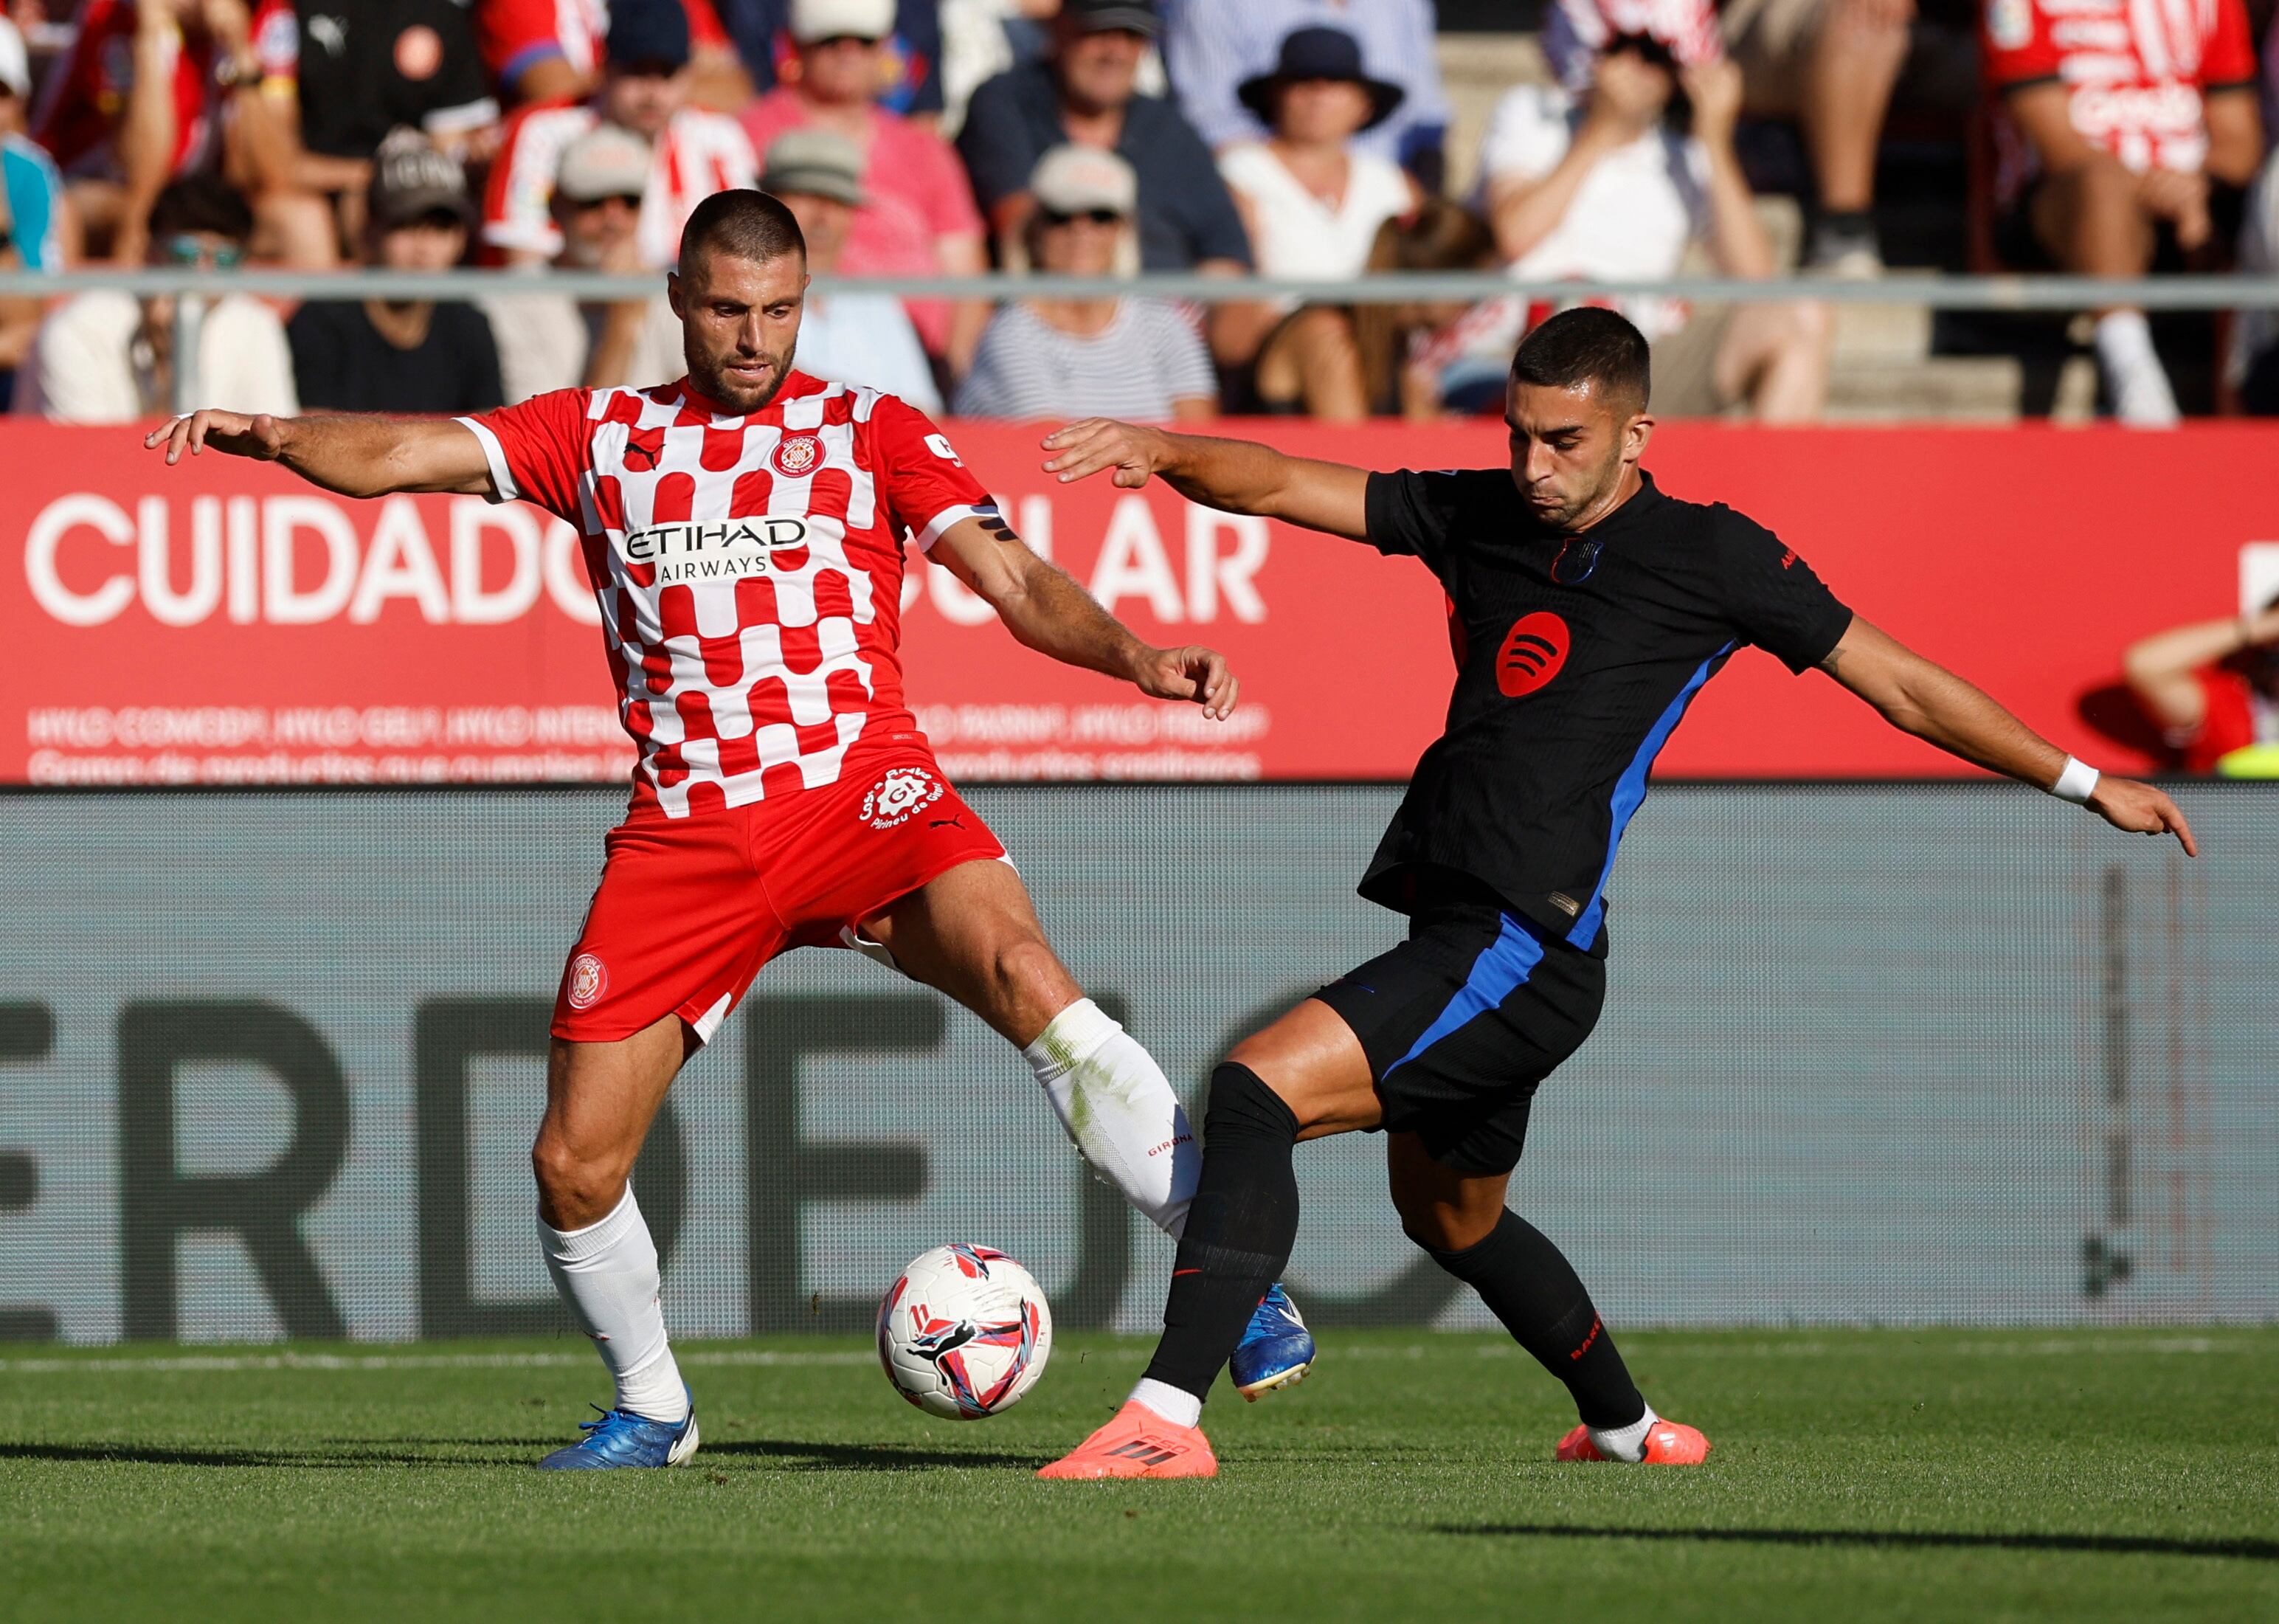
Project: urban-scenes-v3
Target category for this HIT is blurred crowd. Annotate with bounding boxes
[3,0,2278,426]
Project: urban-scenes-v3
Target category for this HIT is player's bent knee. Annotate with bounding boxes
[529,1135,629,1229]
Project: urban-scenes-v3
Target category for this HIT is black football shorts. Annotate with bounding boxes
[1314,882,1605,1176]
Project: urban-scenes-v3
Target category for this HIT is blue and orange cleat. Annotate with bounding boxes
[1555,1418,1712,1465]
[1229,1282,1314,1400]
[1037,1400,1218,1480]
[536,1392,700,1470]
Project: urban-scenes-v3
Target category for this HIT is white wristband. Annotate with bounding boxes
[2052,756,2100,804]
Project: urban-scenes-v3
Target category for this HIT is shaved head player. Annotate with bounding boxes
[145,190,1315,1469]
[1032,307,2197,1480]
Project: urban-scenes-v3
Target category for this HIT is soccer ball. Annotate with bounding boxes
[876,1244,1054,1420]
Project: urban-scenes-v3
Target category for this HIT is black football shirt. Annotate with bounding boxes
[1359,467,1854,953]
[290,0,497,160]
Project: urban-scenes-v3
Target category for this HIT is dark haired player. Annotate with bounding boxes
[143,189,1316,1469]
[1035,306,2198,1479]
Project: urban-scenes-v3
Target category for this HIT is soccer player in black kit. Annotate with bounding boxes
[1031,308,2199,1480]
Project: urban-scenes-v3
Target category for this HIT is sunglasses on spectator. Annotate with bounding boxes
[570,193,644,212]
[160,236,246,269]
[1040,208,1124,228]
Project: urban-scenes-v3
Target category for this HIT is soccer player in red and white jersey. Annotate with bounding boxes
[146,187,1316,1468]
[1983,0,2263,424]
[483,0,756,269]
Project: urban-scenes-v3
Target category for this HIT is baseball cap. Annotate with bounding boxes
[0,18,30,98]
[556,123,653,203]
[606,0,693,69]
[760,129,867,207]
[1029,145,1136,218]
[789,0,894,44]
[368,134,472,229]
[1062,0,1161,35]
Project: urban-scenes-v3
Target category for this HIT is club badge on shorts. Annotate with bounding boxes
[566,952,608,1010]
[861,766,945,829]
[772,433,823,477]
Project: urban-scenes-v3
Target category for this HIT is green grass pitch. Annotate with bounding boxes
[2,1328,2274,1623]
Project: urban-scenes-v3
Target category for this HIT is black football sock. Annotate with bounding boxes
[1137,1063,1301,1405]
[1427,1209,1645,1428]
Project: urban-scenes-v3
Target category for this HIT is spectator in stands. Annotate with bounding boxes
[1351,200,1513,420]
[33,0,334,266]
[714,0,946,122]
[478,122,655,399]
[1,18,71,392]
[955,145,1214,420]
[16,173,299,421]
[288,134,505,412]
[2232,142,2279,414]
[1214,27,1419,421]
[1983,0,2262,426]
[476,0,606,106]
[741,0,988,367]
[737,129,940,403]
[2123,595,2279,773]
[266,0,499,249]
[1546,0,1931,276]
[1478,28,1830,421]
[1158,0,1449,190]
[484,0,758,269]
[958,0,1249,276]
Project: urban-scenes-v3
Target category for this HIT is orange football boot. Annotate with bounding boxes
[1037,1401,1220,1480]
[1555,1419,1712,1464]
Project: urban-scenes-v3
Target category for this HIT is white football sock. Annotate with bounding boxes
[1024,998,1199,1237]
[2095,311,2179,428]
[1587,1403,1660,1463]
[1129,1377,1203,1429]
[541,1186,689,1423]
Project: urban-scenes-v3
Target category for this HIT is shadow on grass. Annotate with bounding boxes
[703,1438,1045,1471]
[0,1440,544,1468]
[1435,1523,2279,1562]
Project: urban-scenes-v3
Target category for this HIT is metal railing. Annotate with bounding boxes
[17,268,2275,415]
[6,267,2278,308]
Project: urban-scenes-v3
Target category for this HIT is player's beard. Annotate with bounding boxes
[686,336,798,416]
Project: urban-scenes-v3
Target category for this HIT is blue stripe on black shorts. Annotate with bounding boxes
[1314,891,1605,1176]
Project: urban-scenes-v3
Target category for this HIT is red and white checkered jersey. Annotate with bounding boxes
[458,373,997,817]
[1984,0,2255,198]
[482,101,758,266]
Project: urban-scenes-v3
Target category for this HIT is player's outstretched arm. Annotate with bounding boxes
[1821,617,2197,855]
[1041,418,1372,542]
[930,511,1238,720]
[142,410,495,500]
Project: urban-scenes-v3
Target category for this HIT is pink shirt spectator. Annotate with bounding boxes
[741,87,984,355]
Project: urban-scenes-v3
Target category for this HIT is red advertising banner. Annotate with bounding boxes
[7,419,2275,785]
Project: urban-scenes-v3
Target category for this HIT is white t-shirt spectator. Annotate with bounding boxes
[482,103,758,266]
[16,292,300,422]
[954,300,1214,421]
[1476,84,1710,340]
[1217,141,1411,295]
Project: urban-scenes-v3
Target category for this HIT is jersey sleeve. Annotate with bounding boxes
[1710,510,1854,674]
[1982,0,2060,91]
[866,394,997,551]
[2202,0,2256,88]
[1362,469,1464,570]
[457,387,595,522]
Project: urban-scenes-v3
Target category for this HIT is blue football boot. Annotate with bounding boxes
[1229,1283,1314,1400]
[536,1390,700,1470]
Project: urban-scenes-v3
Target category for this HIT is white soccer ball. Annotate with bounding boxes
[876,1244,1054,1420]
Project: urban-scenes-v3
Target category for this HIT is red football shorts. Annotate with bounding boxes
[551,752,1006,1044]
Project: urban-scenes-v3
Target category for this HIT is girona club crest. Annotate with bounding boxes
[566,953,608,1010]
[772,433,823,477]
[860,767,945,829]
